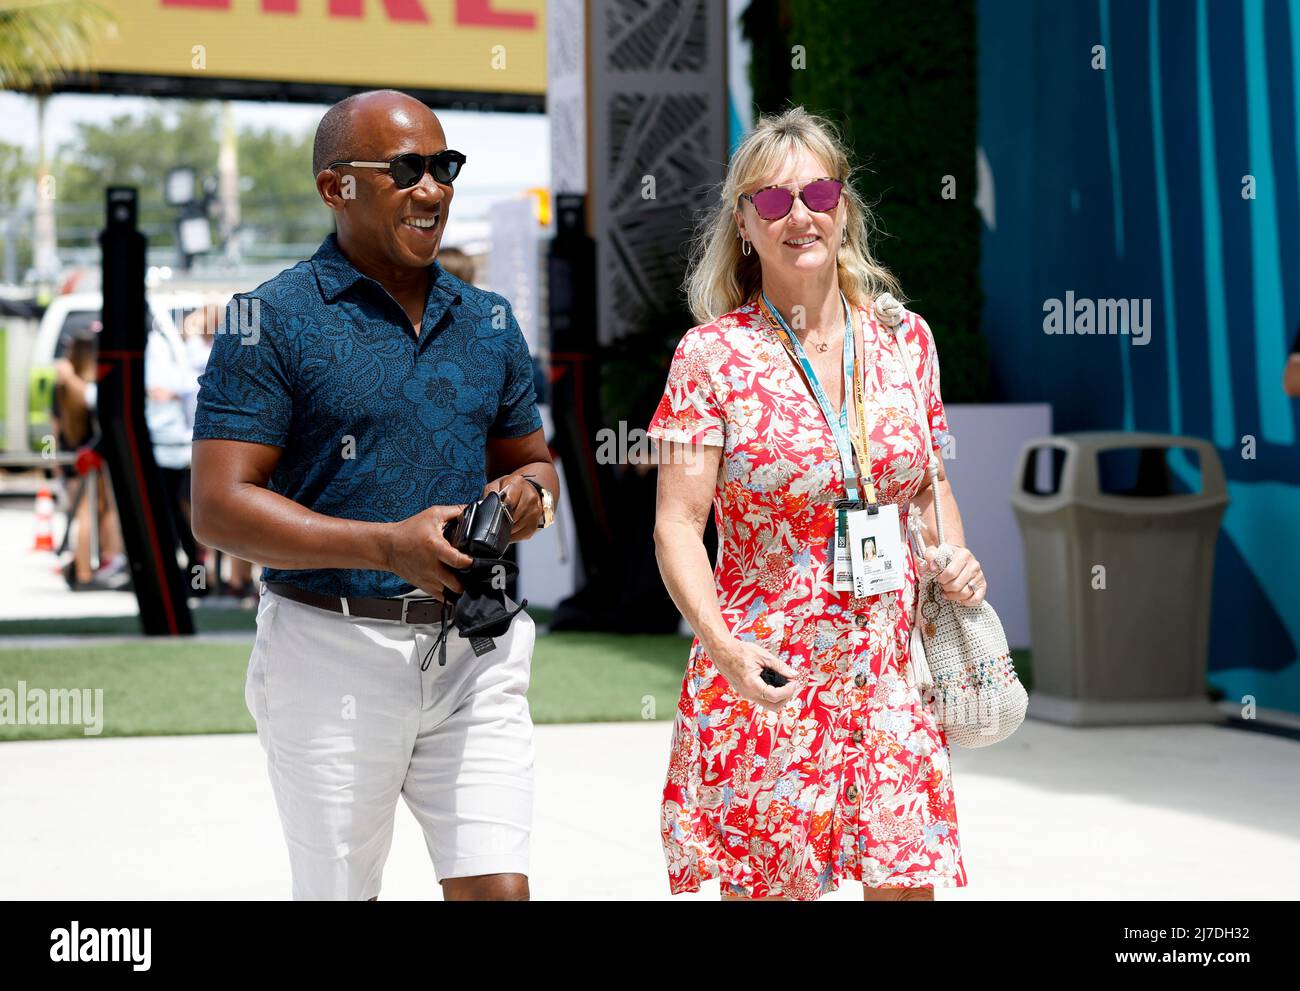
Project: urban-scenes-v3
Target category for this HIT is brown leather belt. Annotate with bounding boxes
[264,581,449,625]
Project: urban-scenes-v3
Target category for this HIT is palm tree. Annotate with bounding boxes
[0,0,116,90]
[1,0,117,280]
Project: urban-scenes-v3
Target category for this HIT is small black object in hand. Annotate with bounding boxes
[759,668,789,688]
[443,490,512,560]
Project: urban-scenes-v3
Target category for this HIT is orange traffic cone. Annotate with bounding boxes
[32,486,55,552]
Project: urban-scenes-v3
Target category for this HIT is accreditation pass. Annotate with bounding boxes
[832,500,858,591]
[846,502,905,598]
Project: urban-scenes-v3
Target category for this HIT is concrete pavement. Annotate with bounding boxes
[3,498,1297,900]
[0,504,139,621]
[0,717,1296,900]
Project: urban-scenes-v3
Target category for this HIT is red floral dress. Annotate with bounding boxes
[646,295,968,900]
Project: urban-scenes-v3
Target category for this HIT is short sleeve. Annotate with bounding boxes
[912,313,949,460]
[489,304,543,439]
[646,328,726,447]
[192,296,293,448]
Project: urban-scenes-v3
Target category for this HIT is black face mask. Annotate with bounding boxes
[420,557,528,670]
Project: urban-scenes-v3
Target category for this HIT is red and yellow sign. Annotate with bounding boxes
[87,0,545,95]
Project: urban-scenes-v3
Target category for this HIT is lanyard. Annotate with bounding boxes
[758,291,874,503]
[848,304,876,503]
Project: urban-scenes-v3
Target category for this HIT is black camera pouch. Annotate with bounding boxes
[419,557,529,670]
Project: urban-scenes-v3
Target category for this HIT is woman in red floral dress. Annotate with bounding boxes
[648,107,989,901]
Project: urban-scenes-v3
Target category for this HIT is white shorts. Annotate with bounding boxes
[245,586,536,900]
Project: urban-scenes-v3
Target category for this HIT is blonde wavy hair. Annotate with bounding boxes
[683,106,904,324]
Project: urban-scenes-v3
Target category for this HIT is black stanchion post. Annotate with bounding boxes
[547,194,611,568]
[545,194,619,628]
[96,186,195,635]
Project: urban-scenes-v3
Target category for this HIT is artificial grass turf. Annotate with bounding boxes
[0,608,258,638]
[0,572,1039,743]
[0,605,554,638]
[0,629,695,741]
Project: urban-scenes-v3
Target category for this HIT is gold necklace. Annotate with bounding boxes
[801,329,839,353]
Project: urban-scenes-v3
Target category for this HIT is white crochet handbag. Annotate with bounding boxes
[875,293,1028,748]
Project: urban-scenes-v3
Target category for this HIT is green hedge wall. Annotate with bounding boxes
[744,0,990,401]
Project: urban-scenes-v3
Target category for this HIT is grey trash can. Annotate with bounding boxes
[1009,432,1229,725]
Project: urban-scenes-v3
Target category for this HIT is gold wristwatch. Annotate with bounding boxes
[521,475,555,529]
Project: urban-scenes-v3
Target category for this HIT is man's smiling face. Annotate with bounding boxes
[321,93,454,271]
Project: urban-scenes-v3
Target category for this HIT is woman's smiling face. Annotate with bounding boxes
[736,145,845,278]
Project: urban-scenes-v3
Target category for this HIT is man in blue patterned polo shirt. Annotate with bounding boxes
[191,90,559,902]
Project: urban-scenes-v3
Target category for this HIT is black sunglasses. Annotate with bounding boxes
[328,149,467,189]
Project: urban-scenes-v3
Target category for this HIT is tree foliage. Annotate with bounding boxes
[0,0,116,91]
[41,100,327,250]
[743,0,989,401]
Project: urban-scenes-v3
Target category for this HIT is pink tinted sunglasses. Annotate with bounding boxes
[739,177,844,221]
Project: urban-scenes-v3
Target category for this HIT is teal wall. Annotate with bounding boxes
[979,0,1300,714]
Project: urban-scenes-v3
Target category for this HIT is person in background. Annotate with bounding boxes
[1284,324,1300,398]
[145,314,202,584]
[181,304,220,421]
[52,325,127,590]
[182,303,256,602]
[434,245,476,284]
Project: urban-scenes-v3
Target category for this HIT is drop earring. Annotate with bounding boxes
[741,237,751,257]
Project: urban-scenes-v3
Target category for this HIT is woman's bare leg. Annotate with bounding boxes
[863,884,934,901]
[72,480,93,583]
[721,893,788,900]
[721,882,787,901]
[98,478,123,559]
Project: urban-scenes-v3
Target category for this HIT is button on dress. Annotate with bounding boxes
[646,296,968,900]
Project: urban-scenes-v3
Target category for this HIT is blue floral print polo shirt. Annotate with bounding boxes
[192,232,542,598]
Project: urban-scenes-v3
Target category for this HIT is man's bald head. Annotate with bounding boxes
[312,89,435,176]
[313,88,453,271]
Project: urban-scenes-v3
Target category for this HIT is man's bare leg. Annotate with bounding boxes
[440,873,529,901]
[367,879,529,901]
